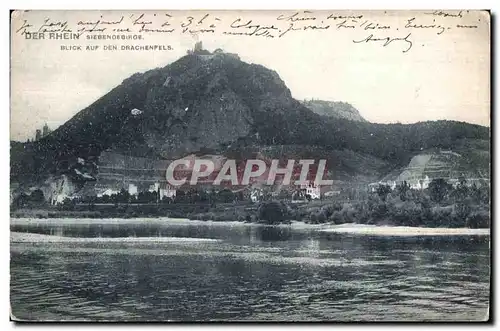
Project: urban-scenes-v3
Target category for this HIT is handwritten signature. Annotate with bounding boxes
[353,33,413,53]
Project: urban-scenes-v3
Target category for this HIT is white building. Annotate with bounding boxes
[368,181,396,193]
[300,182,321,200]
[148,183,160,193]
[97,188,120,198]
[128,183,138,196]
[408,176,431,190]
[323,190,341,197]
[51,194,70,205]
[145,182,177,199]
[160,184,177,199]
[250,188,262,203]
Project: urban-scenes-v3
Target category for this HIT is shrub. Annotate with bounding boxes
[316,211,327,223]
[342,204,357,223]
[258,201,286,224]
[466,210,490,228]
[329,211,344,224]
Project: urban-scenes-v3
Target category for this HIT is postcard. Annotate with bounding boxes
[10,9,490,322]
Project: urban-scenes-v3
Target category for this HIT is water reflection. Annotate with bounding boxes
[10,220,490,321]
[255,226,292,241]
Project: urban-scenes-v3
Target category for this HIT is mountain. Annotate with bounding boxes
[10,47,490,198]
[301,100,367,122]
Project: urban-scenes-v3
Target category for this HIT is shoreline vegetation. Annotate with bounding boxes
[11,178,490,230]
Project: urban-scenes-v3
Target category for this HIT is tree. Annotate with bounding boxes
[175,190,186,203]
[161,196,173,204]
[428,178,452,203]
[61,197,76,210]
[137,191,157,203]
[184,189,198,203]
[116,188,130,203]
[218,189,235,203]
[198,190,209,202]
[278,189,292,201]
[101,194,110,203]
[208,188,217,207]
[30,189,45,204]
[397,180,411,201]
[453,175,469,201]
[12,193,29,209]
[235,191,245,202]
[455,199,472,223]
[376,184,392,201]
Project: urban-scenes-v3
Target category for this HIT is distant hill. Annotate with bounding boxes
[381,138,490,184]
[301,100,367,122]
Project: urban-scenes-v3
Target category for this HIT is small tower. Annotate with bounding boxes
[194,41,203,53]
[187,41,204,55]
[42,123,51,137]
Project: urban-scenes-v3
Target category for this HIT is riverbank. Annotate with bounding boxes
[10,203,255,221]
[10,192,491,230]
[320,223,490,236]
[10,231,221,243]
[10,217,307,229]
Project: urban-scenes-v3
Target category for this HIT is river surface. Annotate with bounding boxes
[10,219,490,322]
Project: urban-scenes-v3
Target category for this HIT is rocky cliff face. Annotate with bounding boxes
[45,51,298,160]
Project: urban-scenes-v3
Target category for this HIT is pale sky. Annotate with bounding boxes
[10,10,490,141]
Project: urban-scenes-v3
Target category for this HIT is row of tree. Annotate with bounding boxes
[256,177,490,227]
[375,177,489,205]
[11,189,46,209]
[330,177,490,228]
[69,188,245,206]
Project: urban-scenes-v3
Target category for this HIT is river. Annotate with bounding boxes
[10,218,490,322]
